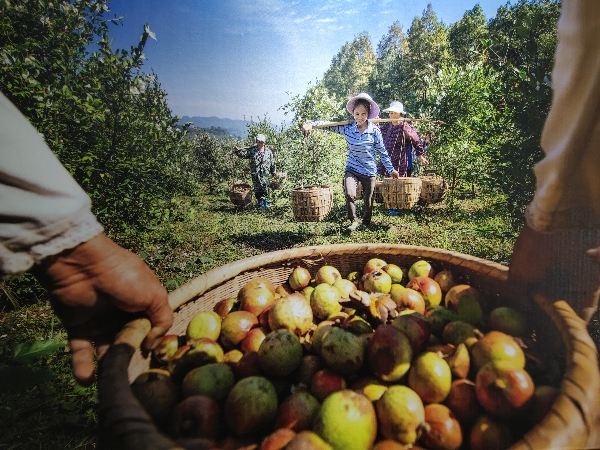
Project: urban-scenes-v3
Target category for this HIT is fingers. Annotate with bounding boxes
[142,293,174,351]
[587,246,600,263]
[70,338,96,386]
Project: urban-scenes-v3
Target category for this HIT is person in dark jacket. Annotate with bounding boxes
[233,134,276,209]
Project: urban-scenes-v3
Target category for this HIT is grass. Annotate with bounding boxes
[0,185,598,449]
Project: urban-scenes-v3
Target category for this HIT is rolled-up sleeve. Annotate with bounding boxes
[0,92,103,275]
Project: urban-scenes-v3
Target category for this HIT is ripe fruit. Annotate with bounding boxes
[288,266,312,291]
[350,376,389,402]
[274,390,321,432]
[153,334,180,365]
[168,338,224,382]
[376,385,425,445]
[238,277,276,297]
[240,327,267,354]
[239,286,276,317]
[434,270,457,294]
[408,260,434,280]
[469,415,513,450]
[233,351,262,379]
[489,306,527,336]
[368,324,413,382]
[314,265,342,285]
[475,361,535,418]
[310,368,347,402]
[294,354,323,387]
[224,376,278,436]
[443,379,481,425]
[362,270,392,294]
[390,287,426,314]
[213,297,238,318]
[441,320,477,346]
[470,330,525,371]
[382,263,403,284]
[419,403,463,450]
[258,329,303,377]
[310,284,342,320]
[260,428,296,450]
[392,312,431,353]
[182,363,235,402]
[406,276,442,307]
[332,278,356,299]
[170,395,223,440]
[313,390,377,450]
[268,293,313,336]
[220,311,258,349]
[446,342,470,379]
[408,351,452,404]
[286,430,333,450]
[186,311,222,341]
[130,369,179,427]
[319,327,365,376]
[363,258,387,275]
[445,284,482,311]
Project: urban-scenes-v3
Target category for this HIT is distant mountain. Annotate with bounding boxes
[178,116,248,139]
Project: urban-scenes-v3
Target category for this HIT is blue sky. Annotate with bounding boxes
[105,0,510,123]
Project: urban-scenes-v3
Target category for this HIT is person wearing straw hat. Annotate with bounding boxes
[376,100,428,216]
[302,93,399,231]
[233,134,276,210]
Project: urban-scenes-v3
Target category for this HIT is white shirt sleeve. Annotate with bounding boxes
[0,92,103,275]
[526,0,600,232]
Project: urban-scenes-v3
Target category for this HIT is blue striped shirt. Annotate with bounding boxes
[313,120,395,177]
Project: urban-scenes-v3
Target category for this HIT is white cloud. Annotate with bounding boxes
[315,18,336,23]
[293,14,314,23]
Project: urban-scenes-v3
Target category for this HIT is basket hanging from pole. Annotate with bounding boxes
[382,177,422,209]
[290,185,333,222]
[228,183,253,206]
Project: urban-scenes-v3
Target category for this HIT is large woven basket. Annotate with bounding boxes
[269,172,287,190]
[420,175,447,205]
[227,183,253,206]
[290,185,333,222]
[99,244,600,450]
[382,177,422,209]
[356,180,384,203]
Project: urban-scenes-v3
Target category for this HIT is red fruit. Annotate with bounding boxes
[294,354,323,387]
[434,270,457,294]
[240,327,267,354]
[260,428,296,450]
[213,297,239,318]
[363,258,387,275]
[419,403,463,450]
[220,310,258,349]
[310,368,347,401]
[406,276,442,307]
[233,351,262,379]
[391,287,426,314]
[274,390,320,432]
[392,312,431,353]
[475,361,535,418]
[469,415,513,450]
[153,334,180,365]
[443,379,481,425]
[445,284,483,310]
[239,286,276,317]
[170,395,223,440]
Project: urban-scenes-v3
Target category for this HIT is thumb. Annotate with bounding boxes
[141,293,174,351]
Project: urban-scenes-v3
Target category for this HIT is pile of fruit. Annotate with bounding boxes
[131,258,563,450]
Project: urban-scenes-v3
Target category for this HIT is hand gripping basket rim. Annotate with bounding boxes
[102,243,600,450]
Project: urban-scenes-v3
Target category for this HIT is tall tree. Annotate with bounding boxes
[368,21,408,105]
[403,4,451,106]
[448,4,490,66]
[322,32,376,100]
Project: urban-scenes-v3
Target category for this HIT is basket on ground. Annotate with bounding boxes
[290,185,333,222]
[382,177,422,209]
[227,183,253,206]
[270,172,287,190]
[99,244,600,450]
[420,175,447,205]
[356,180,384,203]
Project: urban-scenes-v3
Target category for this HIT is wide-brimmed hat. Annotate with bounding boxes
[255,134,266,143]
[382,101,405,115]
[346,93,380,119]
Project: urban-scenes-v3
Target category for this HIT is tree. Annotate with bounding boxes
[322,32,376,100]
[448,4,490,66]
[368,22,409,105]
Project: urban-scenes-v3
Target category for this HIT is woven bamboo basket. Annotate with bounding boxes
[420,175,447,205]
[290,185,333,222]
[227,183,253,206]
[382,177,422,209]
[356,180,384,203]
[98,244,600,450]
[269,172,287,190]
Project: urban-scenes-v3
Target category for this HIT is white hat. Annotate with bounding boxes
[255,134,266,143]
[383,101,405,114]
[346,93,380,119]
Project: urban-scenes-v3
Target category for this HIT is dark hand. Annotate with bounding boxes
[34,233,173,385]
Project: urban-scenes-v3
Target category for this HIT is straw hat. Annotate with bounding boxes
[382,101,405,115]
[346,93,380,119]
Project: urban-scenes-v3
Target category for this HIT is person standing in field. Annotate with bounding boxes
[233,134,276,210]
[302,93,400,231]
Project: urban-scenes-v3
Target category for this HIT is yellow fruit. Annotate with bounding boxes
[186,311,221,341]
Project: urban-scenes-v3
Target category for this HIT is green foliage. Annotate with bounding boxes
[448,5,490,66]
[368,22,408,104]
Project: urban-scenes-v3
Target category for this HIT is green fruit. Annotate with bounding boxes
[376,385,425,445]
[320,327,365,376]
[181,363,235,401]
[442,320,477,346]
[489,307,527,336]
[224,376,278,436]
[457,295,483,324]
[311,283,342,319]
[130,369,179,427]
[258,329,303,377]
[313,390,377,450]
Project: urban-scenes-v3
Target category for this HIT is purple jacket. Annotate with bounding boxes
[377,122,424,177]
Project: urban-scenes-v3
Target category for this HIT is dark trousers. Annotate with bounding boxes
[343,171,376,224]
